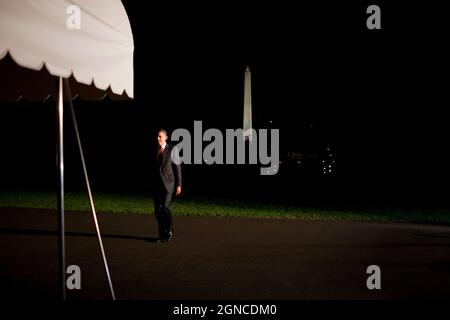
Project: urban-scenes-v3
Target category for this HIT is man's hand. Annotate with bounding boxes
[176,186,182,196]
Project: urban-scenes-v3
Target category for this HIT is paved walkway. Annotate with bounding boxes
[1,208,450,299]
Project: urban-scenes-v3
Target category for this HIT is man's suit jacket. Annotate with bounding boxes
[156,144,182,193]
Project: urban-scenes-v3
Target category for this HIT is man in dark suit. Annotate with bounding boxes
[154,129,182,242]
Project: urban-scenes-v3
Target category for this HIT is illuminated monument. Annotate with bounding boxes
[243,65,253,141]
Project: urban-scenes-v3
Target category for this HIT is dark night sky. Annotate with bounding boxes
[0,2,449,206]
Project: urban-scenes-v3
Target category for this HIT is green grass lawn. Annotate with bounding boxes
[0,190,449,225]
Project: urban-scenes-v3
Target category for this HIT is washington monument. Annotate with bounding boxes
[243,65,253,141]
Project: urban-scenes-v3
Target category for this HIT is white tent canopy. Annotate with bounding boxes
[0,0,135,300]
[0,0,134,98]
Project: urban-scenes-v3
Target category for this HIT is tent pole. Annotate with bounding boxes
[57,77,65,300]
[64,79,116,300]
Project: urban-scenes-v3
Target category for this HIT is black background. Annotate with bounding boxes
[1,1,448,208]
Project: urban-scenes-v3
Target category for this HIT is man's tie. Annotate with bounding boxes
[159,146,164,155]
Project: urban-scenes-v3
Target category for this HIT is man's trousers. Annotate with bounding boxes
[154,190,173,238]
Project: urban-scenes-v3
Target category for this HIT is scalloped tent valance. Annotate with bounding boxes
[0,0,134,101]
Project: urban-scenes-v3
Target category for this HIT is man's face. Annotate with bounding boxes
[157,131,168,147]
